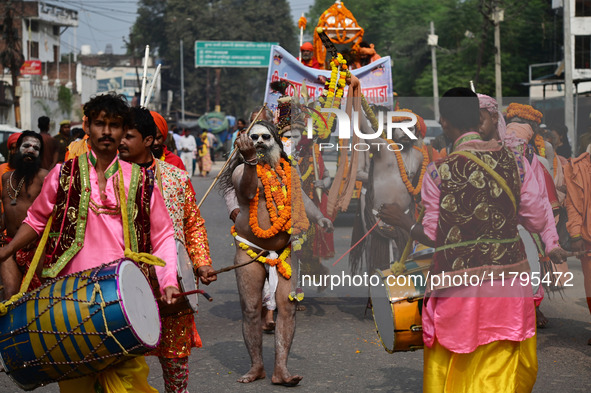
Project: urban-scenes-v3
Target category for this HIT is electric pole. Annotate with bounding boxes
[428,21,439,120]
[564,0,575,154]
[492,5,504,107]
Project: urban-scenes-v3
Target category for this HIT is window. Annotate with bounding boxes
[53,26,60,36]
[26,20,39,32]
[28,41,39,59]
[575,0,591,16]
[575,35,591,69]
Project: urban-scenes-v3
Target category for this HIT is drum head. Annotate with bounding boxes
[518,225,540,295]
[117,260,161,348]
[177,240,199,311]
[370,270,395,353]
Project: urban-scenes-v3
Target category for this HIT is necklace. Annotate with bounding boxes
[7,171,25,205]
[392,144,429,196]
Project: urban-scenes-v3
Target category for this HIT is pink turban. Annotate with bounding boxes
[150,111,168,140]
[477,93,523,149]
[506,122,533,144]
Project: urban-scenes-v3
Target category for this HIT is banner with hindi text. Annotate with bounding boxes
[264,45,393,112]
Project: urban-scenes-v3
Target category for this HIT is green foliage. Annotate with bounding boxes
[307,0,561,102]
[128,0,560,117]
[128,0,297,117]
[58,86,74,117]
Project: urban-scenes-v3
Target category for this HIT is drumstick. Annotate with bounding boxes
[173,289,213,302]
[565,249,591,258]
[211,250,266,275]
[172,250,266,302]
[197,104,267,209]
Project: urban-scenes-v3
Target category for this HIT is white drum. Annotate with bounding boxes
[176,240,199,312]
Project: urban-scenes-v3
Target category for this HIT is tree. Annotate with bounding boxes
[128,0,297,118]
[0,6,25,126]
[307,0,560,101]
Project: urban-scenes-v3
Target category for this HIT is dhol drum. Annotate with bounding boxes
[517,225,541,295]
[159,240,199,316]
[0,259,160,391]
[370,248,432,353]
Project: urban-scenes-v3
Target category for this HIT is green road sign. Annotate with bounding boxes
[194,41,278,68]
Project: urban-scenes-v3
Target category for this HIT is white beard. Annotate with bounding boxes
[259,143,281,167]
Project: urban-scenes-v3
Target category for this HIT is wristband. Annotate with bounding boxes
[244,158,258,166]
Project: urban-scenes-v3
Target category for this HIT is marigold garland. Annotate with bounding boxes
[534,134,546,158]
[312,53,350,139]
[244,157,309,241]
[506,103,543,124]
[393,144,429,196]
[298,16,307,30]
[231,230,292,279]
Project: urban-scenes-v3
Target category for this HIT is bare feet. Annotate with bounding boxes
[536,307,548,328]
[237,366,266,383]
[262,320,275,333]
[296,304,306,311]
[271,370,303,387]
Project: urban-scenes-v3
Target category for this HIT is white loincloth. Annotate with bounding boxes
[235,234,279,311]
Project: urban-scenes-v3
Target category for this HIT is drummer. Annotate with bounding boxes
[378,88,568,391]
[119,107,216,393]
[0,93,180,393]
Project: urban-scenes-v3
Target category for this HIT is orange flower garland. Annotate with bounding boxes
[534,134,546,158]
[506,103,543,124]
[249,158,291,238]
[392,144,429,196]
[246,157,309,239]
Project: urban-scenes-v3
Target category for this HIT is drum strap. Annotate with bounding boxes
[451,150,517,212]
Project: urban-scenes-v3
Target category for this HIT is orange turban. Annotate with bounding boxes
[150,111,168,139]
[300,42,313,51]
[7,133,21,149]
[506,122,533,143]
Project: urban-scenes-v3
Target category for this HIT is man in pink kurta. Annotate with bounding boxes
[379,88,567,392]
[23,150,178,289]
[0,93,179,393]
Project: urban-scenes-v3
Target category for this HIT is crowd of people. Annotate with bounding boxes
[0,62,589,393]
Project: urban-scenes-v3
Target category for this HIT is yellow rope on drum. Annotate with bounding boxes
[88,282,129,355]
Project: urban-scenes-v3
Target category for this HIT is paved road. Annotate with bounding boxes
[1,161,590,392]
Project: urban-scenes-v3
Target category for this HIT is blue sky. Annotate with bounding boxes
[58,0,315,55]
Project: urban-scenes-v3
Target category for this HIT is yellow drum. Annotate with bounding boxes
[370,247,434,353]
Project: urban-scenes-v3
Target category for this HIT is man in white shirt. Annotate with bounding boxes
[177,129,197,177]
